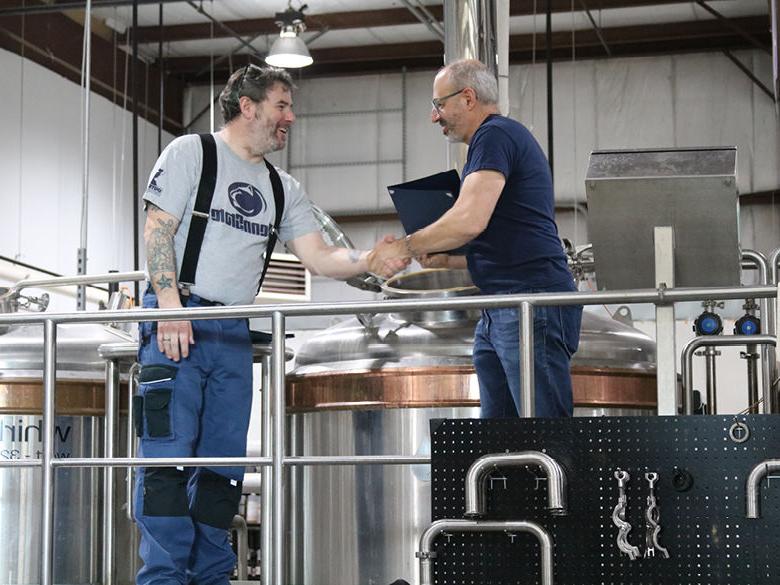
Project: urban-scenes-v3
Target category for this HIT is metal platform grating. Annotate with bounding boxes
[429,415,780,585]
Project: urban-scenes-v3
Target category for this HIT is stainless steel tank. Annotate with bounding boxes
[286,269,656,585]
[0,302,135,584]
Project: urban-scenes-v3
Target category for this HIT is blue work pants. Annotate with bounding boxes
[134,291,253,585]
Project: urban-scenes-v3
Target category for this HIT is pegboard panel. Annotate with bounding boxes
[429,415,780,585]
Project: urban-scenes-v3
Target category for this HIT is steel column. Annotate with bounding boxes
[260,354,272,585]
[41,320,57,585]
[103,359,120,585]
[654,227,678,415]
[271,312,286,585]
[519,301,535,417]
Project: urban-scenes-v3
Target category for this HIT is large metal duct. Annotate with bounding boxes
[286,269,656,585]
[443,0,510,167]
[0,296,136,584]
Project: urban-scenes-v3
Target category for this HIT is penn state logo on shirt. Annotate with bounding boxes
[228,182,266,217]
[148,168,164,194]
[210,182,271,238]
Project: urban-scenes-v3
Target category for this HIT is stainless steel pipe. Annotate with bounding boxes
[746,459,780,518]
[261,354,272,585]
[417,519,553,585]
[464,451,567,518]
[742,250,773,412]
[519,301,535,417]
[1,285,778,327]
[41,320,56,585]
[272,311,286,585]
[680,335,777,415]
[231,515,249,580]
[104,358,120,585]
[1,270,145,300]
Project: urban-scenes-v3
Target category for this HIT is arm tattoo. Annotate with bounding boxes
[348,249,362,264]
[145,207,179,292]
[157,274,173,290]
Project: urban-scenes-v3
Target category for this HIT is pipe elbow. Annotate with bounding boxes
[463,451,567,518]
[746,460,780,518]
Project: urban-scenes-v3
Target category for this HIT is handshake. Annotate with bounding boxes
[365,235,455,279]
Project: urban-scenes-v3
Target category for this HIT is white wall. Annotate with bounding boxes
[0,47,174,311]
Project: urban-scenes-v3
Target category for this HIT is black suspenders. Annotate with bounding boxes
[178,133,285,296]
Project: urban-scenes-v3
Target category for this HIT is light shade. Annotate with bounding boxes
[265,34,313,68]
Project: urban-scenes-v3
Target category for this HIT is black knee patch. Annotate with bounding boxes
[191,469,242,529]
[143,467,189,517]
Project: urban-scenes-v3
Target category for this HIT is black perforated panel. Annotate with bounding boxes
[429,415,780,585]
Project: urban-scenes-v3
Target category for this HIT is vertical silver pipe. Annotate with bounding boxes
[41,320,57,585]
[90,419,100,582]
[654,227,678,415]
[260,354,272,585]
[77,0,93,309]
[103,358,119,585]
[519,302,535,417]
[271,312,286,585]
[747,343,760,413]
[769,247,780,412]
[126,363,139,520]
[704,348,717,414]
[232,515,249,580]
[681,340,695,415]
[743,250,771,412]
[287,414,302,585]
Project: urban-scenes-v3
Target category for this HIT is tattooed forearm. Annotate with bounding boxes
[144,206,180,293]
[348,249,362,264]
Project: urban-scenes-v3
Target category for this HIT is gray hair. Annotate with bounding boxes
[443,59,498,105]
[219,64,296,123]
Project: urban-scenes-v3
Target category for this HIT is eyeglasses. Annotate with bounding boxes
[431,88,465,112]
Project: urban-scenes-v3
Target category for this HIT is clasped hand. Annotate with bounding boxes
[367,235,411,278]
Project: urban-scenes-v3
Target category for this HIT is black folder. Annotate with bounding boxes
[387,170,467,255]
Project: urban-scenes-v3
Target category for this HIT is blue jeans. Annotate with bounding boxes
[134,290,253,585]
[473,284,582,418]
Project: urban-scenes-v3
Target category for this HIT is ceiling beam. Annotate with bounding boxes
[166,15,771,83]
[130,0,696,44]
[0,0,183,17]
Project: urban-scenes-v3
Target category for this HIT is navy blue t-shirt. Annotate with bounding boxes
[463,114,573,294]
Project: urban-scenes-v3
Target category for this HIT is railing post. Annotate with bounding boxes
[41,319,57,585]
[519,301,535,417]
[261,354,272,585]
[271,311,286,585]
[104,358,120,585]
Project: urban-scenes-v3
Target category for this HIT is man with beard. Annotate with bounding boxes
[375,59,582,419]
[135,65,407,585]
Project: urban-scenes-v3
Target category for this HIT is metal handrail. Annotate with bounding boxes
[680,334,777,415]
[0,285,776,327]
[2,282,778,585]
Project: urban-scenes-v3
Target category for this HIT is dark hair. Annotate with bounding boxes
[219,64,296,123]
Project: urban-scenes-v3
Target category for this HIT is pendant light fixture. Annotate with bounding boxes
[266,3,313,69]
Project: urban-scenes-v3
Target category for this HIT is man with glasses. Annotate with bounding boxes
[376,58,582,420]
[135,64,407,585]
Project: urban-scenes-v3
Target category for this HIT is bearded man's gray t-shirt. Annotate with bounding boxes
[143,133,318,305]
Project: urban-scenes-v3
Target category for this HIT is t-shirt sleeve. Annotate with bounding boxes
[276,171,320,243]
[463,125,516,180]
[142,134,202,220]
